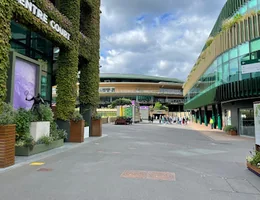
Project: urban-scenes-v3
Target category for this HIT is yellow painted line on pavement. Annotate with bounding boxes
[30,162,45,166]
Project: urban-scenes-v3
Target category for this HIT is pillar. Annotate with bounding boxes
[212,104,217,129]
[217,104,222,130]
[199,108,202,125]
[204,106,208,126]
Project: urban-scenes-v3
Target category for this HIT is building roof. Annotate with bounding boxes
[100,73,184,83]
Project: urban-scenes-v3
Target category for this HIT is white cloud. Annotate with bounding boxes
[100,0,226,81]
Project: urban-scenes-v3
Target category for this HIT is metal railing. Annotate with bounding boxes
[99,90,183,95]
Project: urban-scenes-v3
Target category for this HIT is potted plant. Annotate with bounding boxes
[223,125,237,136]
[246,150,260,176]
[91,113,102,137]
[115,116,127,125]
[0,103,16,168]
[70,111,84,142]
[84,121,89,139]
[30,104,53,141]
[15,105,67,156]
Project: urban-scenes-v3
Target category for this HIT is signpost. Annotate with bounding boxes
[253,102,260,151]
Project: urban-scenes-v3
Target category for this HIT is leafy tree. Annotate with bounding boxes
[111,98,132,108]
[153,102,168,111]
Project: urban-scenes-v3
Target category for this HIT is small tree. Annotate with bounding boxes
[111,98,132,108]
[153,102,168,111]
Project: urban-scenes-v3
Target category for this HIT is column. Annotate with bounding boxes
[199,108,202,125]
[212,104,217,129]
[204,106,208,126]
[217,104,222,130]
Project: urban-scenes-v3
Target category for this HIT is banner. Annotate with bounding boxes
[254,103,260,145]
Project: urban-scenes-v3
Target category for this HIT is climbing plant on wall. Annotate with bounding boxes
[55,0,81,120]
[79,0,100,112]
[0,1,13,113]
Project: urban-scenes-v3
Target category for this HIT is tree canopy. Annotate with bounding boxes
[153,102,168,111]
[111,98,132,108]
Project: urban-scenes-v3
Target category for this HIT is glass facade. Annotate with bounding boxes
[10,21,54,104]
[185,38,260,103]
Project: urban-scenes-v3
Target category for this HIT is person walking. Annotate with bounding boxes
[210,117,214,129]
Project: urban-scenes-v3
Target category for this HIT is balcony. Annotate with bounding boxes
[99,90,183,96]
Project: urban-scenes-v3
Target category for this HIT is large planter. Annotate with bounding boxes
[91,119,102,137]
[0,125,16,168]
[227,130,237,136]
[56,119,70,142]
[15,139,64,156]
[247,162,260,177]
[70,120,84,143]
[115,119,127,125]
[30,121,50,141]
[84,126,89,139]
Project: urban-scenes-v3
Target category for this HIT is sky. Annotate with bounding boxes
[100,0,227,81]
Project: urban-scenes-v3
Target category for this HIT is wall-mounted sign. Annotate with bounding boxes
[99,87,115,93]
[17,0,71,40]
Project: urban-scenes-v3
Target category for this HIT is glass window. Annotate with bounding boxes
[248,0,257,10]
[239,4,247,15]
[238,42,249,56]
[223,52,229,63]
[229,58,239,82]
[223,62,229,83]
[217,56,222,66]
[217,64,223,86]
[229,47,238,59]
[250,38,260,52]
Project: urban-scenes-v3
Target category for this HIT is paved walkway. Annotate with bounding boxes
[0,123,259,200]
[188,122,255,142]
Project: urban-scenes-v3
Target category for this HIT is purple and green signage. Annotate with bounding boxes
[13,58,38,110]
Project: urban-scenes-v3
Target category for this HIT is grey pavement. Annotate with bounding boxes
[0,123,260,200]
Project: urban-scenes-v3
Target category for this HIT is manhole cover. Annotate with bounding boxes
[121,170,176,181]
[37,168,53,172]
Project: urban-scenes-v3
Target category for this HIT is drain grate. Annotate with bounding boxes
[37,168,53,172]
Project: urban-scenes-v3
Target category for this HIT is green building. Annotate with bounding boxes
[184,0,260,137]
[1,0,100,123]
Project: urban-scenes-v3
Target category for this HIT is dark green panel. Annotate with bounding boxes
[184,87,217,110]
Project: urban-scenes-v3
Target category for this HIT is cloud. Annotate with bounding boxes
[100,0,226,81]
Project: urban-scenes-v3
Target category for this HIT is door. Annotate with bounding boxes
[239,108,255,137]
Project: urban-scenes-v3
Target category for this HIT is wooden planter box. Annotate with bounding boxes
[15,139,64,156]
[91,119,102,137]
[115,119,127,125]
[70,120,84,143]
[227,130,237,136]
[0,125,16,168]
[247,162,260,177]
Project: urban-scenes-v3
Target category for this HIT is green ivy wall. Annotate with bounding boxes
[0,0,100,120]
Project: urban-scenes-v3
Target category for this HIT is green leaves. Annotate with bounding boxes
[110,98,132,108]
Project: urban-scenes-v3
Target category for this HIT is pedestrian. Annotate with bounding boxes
[151,116,154,123]
[210,118,214,129]
[148,115,151,123]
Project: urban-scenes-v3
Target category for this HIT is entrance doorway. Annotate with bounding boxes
[239,108,255,137]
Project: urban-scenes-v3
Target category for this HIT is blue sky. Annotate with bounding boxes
[100,0,227,81]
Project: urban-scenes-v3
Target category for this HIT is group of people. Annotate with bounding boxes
[148,115,189,125]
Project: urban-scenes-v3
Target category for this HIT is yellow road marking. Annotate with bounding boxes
[30,162,45,166]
